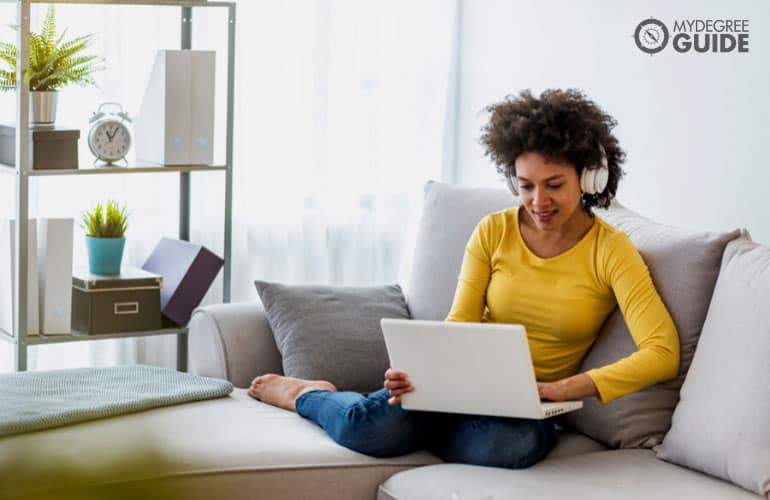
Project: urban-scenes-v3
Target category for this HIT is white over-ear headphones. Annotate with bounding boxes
[505,144,609,196]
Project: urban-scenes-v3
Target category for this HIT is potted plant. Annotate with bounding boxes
[81,199,129,275]
[0,5,103,125]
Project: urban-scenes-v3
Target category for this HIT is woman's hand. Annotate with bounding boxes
[537,381,571,402]
[384,367,414,405]
[538,373,598,402]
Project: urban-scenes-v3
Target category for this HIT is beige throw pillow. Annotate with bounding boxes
[562,202,741,448]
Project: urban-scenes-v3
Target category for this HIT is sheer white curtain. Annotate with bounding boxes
[229,0,458,295]
[0,1,458,371]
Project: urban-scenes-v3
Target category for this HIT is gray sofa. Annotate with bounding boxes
[185,182,769,499]
[3,182,765,499]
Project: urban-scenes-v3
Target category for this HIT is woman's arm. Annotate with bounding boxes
[445,217,495,323]
[583,232,680,404]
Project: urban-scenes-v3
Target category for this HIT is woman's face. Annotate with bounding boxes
[514,151,585,231]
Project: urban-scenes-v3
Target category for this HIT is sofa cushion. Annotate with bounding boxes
[406,181,517,320]
[562,202,741,448]
[378,450,758,500]
[547,429,607,459]
[0,389,440,500]
[254,281,410,392]
[657,235,770,498]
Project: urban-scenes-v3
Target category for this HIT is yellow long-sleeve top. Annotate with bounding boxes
[446,207,680,404]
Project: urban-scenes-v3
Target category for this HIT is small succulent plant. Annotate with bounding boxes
[81,199,129,238]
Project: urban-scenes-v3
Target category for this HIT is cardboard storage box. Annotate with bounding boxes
[71,267,163,335]
[0,124,79,170]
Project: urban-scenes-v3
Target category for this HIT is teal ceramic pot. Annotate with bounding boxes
[85,236,125,275]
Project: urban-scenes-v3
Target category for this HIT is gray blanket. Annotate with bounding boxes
[0,365,233,437]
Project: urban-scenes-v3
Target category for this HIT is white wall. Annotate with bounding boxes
[454,0,770,244]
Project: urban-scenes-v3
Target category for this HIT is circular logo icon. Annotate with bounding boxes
[634,18,669,54]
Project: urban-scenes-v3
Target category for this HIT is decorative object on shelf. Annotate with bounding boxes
[71,267,162,335]
[142,237,224,326]
[0,219,39,336]
[87,102,132,165]
[37,218,74,335]
[134,50,215,165]
[80,199,129,275]
[0,124,80,170]
[0,5,104,126]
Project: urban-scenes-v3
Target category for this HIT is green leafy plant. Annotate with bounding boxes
[81,199,129,238]
[0,5,103,92]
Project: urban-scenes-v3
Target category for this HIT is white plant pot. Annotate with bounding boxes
[30,91,58,125]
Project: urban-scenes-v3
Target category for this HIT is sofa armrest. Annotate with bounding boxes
[188,301,283,388]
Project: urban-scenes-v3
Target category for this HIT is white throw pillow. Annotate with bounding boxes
[657,234,770,498]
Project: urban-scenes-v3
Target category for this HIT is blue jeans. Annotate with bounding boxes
[295,388,556,469]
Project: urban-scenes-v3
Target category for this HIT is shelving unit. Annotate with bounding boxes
[0,0,236,372]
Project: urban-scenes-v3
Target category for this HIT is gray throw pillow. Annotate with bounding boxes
[406,181,517,320]
[656,235,770,498]
[254,281,410,393]
[562,202,741,448]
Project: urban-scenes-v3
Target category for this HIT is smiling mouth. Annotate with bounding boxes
[533,210,557,221]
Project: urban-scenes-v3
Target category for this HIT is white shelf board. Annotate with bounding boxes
[1,326,188,345]
[29,164,227,176]
[0,162,16,175]
[0,0,233,7]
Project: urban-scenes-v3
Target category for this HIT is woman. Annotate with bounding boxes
[248,88,680,469]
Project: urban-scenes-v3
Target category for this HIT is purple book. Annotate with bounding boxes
[142,237,224,326]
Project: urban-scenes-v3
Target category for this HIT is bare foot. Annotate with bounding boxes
[248,374,336,411]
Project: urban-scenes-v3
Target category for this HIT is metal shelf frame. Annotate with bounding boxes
[6,0,236,372]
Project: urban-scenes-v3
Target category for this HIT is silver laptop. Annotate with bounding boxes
[380,318,583,420]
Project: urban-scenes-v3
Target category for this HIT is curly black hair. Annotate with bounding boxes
[480,88,626,210]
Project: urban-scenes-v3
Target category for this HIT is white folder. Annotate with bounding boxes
[135,49,215,165]
[189,50,216,165]
[37,218,73,335]
[0,219,39,336]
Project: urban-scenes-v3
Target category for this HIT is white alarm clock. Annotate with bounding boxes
[88,102,132,165]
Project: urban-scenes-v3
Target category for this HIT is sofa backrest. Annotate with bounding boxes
[406,181,518,320]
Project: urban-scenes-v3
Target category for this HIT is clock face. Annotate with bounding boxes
[89,119,131,162]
